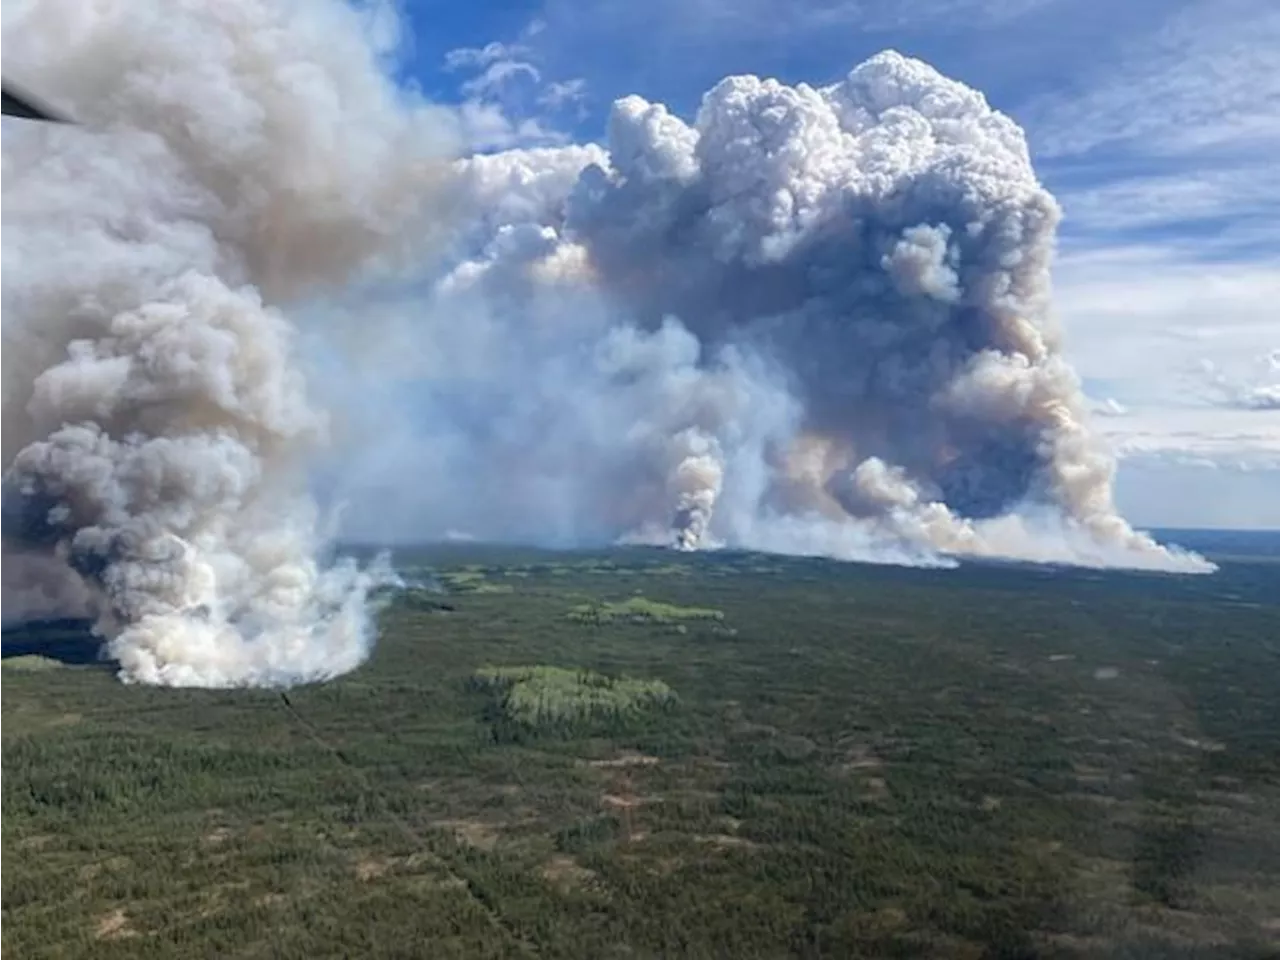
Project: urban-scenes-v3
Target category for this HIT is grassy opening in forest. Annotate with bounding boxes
[471,664,677,733]
[566,596,725,625]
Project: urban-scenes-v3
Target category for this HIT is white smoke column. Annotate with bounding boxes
[334,51,1212,573]
[1,0,459,686]
[669,430,725,550]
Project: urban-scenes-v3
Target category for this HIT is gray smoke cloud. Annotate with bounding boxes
[323,53,1213,574]
[2,8,1214,690]
[1,0,458,686]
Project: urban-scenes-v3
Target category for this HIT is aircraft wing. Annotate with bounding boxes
[0,78,72,124]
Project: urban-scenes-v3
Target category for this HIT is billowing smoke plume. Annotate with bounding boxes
[324,53,1213,574]
[2,6,1213,690]
[1,0,457,686]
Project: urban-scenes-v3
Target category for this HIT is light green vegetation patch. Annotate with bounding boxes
[0,655,65,672]
[440,569,485,586]
[438,570,514,595]
[566,596,725,625]
[462,583,514,595]
[472,665,676,729]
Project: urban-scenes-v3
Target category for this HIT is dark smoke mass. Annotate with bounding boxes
[2,2,1212,688]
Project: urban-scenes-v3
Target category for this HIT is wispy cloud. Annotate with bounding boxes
[1094,409,1280,473]
[1055,243,1280,494]
[1192,353,1280,411]
[1025,0,1280,161]
[797,0,1063,31]
[459,60,542,100]
[441,21,586,152]
[443,40,533,72]
[1003,0,1280,526]
[538,77,587,112]
[532,0,1062,49]
[1022,0,1280,273]
[1051,161,1280,240]
[1055,245,1280,399]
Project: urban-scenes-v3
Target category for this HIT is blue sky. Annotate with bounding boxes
[390,0,1279,528]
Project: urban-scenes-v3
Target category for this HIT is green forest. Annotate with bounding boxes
[4,538,1279,958]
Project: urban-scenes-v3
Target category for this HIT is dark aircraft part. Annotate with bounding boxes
[2,82,72,123]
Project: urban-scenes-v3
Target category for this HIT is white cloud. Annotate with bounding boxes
[1095,409,1280,472]
[1055,244,1280,523]
[1054,245,1279,404]
[539,77,587,110]
[452,143,609,229]
[359,0,409,61]
[1089,396,1128,417]
[443,40,532,72]
[1194,352,1280,411]
[459,59,542,99]
[442,23,586,152]
[452,100,566,151]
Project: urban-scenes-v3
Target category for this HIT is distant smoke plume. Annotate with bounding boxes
[1,0,457,686]
[325,53,1213,574]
